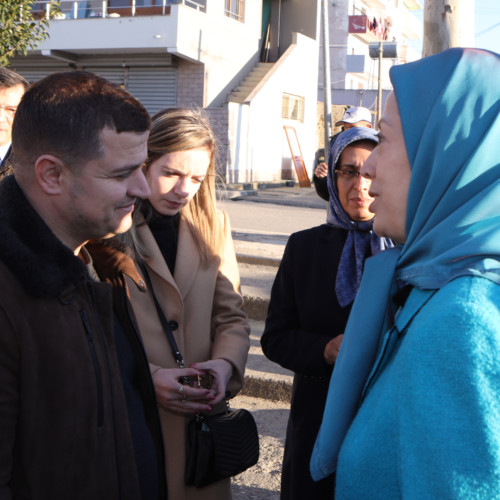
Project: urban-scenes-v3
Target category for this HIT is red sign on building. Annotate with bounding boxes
[349,15,369,34]
[348,15,392,41]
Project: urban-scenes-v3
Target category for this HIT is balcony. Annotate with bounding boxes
[401,9,422,39]
[403,0,422,10]
[28,0,215,60]
[32,0,205,19]
[357,0,388,10]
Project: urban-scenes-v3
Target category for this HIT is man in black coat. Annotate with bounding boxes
[0,71,167,499]
[0,68,29,179]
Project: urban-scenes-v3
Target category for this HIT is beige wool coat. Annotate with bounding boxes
[126,211,250,500]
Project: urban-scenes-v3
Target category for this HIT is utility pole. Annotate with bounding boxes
[369,42,397,124]
[321,0,332,156]
[423,0,475,57]
[377,41,383,126]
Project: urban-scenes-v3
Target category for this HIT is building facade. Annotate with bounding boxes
[319,0,422,114]
[12,0,321,183]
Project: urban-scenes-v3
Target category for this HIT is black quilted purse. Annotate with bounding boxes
[185,403,259,487]
[139,263,259,488]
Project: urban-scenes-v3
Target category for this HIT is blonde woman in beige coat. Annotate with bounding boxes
[124,108,250,500]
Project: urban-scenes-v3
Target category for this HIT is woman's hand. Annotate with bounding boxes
[190,359,233,406]
[152,367,215,416]
[324,334,344,365]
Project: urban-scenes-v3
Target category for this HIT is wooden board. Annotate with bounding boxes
[283,126,311,187]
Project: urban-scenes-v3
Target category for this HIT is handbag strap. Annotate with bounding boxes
[138,261,185,369]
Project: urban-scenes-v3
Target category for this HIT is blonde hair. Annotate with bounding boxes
[130,108,221,266]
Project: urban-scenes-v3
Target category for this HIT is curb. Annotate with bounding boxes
[236,253,281,268]
[241,370,292,403]
[243,294,269,322]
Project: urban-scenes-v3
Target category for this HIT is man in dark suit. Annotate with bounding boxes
[0,68,29,179]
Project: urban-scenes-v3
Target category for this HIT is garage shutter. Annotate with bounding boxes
[9,59,71,84]
[127,67,177,115]
[10,56,177,116]
[83,67,126,87]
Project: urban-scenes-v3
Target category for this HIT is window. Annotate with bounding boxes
[282,94,305,123]
[225,0,244,22]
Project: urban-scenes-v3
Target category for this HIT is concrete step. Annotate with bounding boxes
[232,228,287,321]
[239,261,275,321]
[228,63,274,104]
[242,319,293,403]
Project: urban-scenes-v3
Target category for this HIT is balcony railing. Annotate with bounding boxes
[32,0,206,19]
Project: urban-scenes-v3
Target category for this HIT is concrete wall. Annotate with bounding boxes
[174,0,263,107]
[269,0,320,61]
[330,88,391,112]
[226,33,319,183]
[31,1,263,108]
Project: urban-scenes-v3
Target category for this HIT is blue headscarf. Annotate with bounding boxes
[311,48,500,479]
[326,127,393,307]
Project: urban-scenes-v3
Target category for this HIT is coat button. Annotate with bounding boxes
[168,320,179,331]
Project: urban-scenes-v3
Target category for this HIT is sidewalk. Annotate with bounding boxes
[220,183,327,210]
[219,184,326,497]
[218,183,327,401]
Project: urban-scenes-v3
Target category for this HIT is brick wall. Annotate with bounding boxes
[176,59,205,107]
[205,107,229,180]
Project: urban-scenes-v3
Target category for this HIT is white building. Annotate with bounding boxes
[320,0,422,114]
[11,0,322,184]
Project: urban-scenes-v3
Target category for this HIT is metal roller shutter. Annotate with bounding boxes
[9,58,72,84]
[127,67,177,115]
[83,67,126,87]
[10,56,177,115]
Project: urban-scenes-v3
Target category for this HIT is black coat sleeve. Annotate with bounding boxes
[312,174,329,201]
[261,229,347,377]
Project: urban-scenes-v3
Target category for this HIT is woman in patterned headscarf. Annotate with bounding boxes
[312,48,500,499]
[261,126,391,499]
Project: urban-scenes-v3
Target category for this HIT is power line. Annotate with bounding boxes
[476,21,500,37]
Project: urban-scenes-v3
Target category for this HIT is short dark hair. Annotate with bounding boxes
[12,71,151,172]
[0,67,29,91]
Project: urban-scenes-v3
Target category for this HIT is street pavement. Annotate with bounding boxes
[218,185,328,498]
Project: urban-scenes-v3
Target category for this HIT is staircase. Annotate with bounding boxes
[231,229,294,402]
[228,62,275,104]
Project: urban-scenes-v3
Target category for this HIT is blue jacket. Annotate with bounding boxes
[335,275,500,499]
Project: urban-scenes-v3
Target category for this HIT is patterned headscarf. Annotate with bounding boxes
[326,127,393,307]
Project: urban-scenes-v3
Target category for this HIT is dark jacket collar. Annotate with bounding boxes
[0,177,144,298]
[0,176,89,298]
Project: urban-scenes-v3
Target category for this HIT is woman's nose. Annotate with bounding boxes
[174,177,190,197]
[361,152,376,180]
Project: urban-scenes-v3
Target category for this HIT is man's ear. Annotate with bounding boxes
[34,155,65,195]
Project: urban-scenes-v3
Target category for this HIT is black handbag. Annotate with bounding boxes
[185,404,259,487]
[139,263,260,488]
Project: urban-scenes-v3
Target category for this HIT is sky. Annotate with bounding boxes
[410,0,500,55]
[474,0,500,53]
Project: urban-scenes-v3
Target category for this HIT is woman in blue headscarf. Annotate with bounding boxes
[261,126,392,499]
[311,48,500,499]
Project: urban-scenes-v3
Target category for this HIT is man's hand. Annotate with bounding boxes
[314,162,328,178]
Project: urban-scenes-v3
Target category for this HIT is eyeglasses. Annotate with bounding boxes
[0,104,17,120]
[335,168,362,180]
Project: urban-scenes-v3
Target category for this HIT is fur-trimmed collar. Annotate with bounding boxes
[0,176,90,298]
